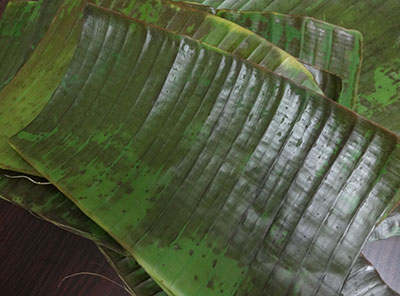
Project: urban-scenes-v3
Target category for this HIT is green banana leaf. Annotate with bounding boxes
[0,1,41,89]
[369,209,400,242]
[216,10,361,108]
[99,246,168,296]
[100,246,400,296]
[0,0,396,292]
[0,0,64,90]
[0,0,321,175]
[1,167,397,295]
[10,6,400,296]
[0,1,342,108]
[0,0,387,234]
[301,64,342,103]
[1,174,397,296]
[170,4,344,102]
[173,0,400,135]
[116,246,399,295]
[1,168,397,295]
[178,1,216,14]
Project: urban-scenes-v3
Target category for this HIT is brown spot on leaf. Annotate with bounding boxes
[207,279,214,290]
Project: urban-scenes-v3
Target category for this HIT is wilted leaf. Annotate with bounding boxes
[10,6,400,296]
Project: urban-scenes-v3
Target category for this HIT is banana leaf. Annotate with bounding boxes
[99,246,168,296]
[100,246,400,296]
[0,0,64,90]
[173,0,400,135]
[301,64,341,103]
[1,175,398,296]
[210,0,400,218]
[0,0,396,292]
[164,4,344,102]
[10,6,400,296]
[0,1,40,89]
[1,169,397,295]
[1,167,398,295]
[0,2,347,172]
[0,0,321,175]
[369,209,400,242]
[216,10,361,108]
[178,1,216,14]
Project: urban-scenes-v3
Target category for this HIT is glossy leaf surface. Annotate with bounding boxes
[178,1,217,14]
[0,1,41,89]
[1,162,397,295]
[1,166,397,293]
[369,208,400,242]
[1,168,397,296]
[0,0,320,175]
[0,0,63,91]
[163,3,344,102]
[217,10,361,108]
[10,6,400,296]
[173,0,400,134]
[100,247,400,296]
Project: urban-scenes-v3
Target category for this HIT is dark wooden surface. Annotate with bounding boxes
[0,199,127,296]
[0,198,399,295]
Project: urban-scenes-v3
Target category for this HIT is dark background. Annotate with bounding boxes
[0,200,126,296]
[0,199,399,296]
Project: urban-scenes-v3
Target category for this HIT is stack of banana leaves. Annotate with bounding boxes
[1,0,400,295]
